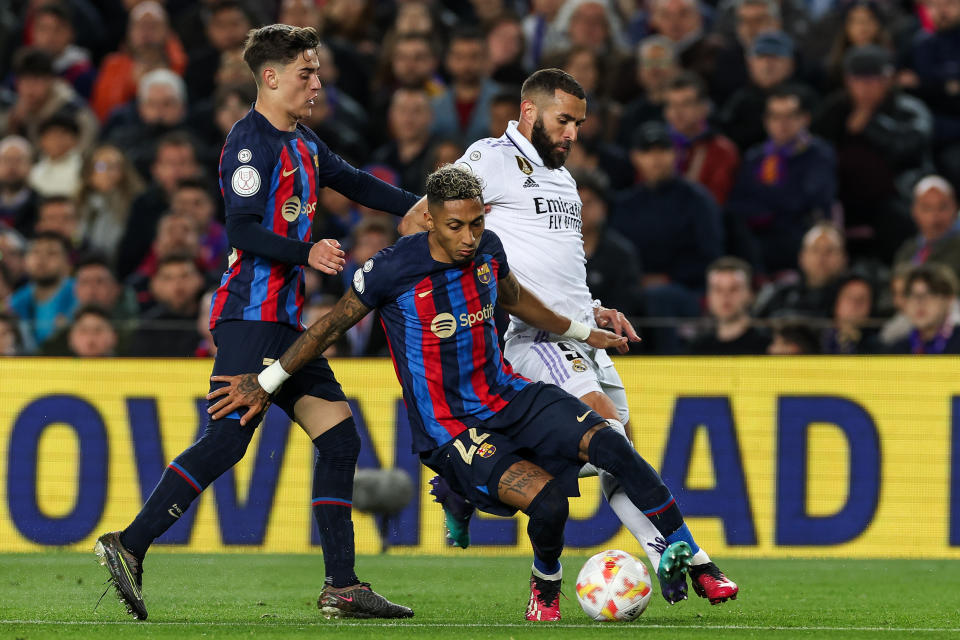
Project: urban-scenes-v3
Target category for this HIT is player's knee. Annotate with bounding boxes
[587,421,639,473]
[524,479,569,528]
[312,417,360,465]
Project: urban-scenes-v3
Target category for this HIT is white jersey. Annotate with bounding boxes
[457,121,594,338]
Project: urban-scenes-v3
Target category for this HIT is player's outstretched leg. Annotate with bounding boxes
[94,417,255,618]
[94,531,147,620]
[586,420,739,605]
[429,475,475,549]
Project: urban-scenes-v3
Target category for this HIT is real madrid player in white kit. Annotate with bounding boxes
[400,69,738,606]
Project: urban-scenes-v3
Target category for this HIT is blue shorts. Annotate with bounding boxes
[210,320,346,420]
[419,382,605,516]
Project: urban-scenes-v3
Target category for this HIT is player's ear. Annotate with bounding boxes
[263,67,278,90]
[519,98,538,126]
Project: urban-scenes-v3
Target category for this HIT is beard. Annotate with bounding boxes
[531,117,571,170]
[34,273,63,288]
[0,177,26,193]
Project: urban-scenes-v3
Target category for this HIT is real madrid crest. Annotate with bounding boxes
[515,155,533,175]
[571,358,588,373]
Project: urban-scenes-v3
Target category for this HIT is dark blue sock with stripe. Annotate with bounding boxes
[312,417,361,588]
[121,418,255,560]
[587,424,686,538]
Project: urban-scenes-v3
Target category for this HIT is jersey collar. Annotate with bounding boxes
[505,120,544,167]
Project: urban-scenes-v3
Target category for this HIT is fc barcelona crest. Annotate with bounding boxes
[515,155,533,175]
[476,262,492,284]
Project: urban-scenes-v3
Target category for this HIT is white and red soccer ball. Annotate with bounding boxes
[575,549,652,621]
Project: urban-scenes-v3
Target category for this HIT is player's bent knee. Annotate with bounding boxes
[312,417,360,465]
[524,479,569,527]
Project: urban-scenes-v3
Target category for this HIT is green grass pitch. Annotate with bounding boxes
[1,553,958,639]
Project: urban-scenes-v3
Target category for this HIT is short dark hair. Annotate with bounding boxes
[491,89,520,108]
[75,252,113,274]
[394,32,440,57]
[352,216,397,243]
[425,164,484,206]
[38,113,80,137]
[155,252,200,272]
[773,319,821,354]
[175,176,213,196]
[521,68,585,101]
[209,0,256,23]
[31,230,71,254]
[242,24,321,83]
[767,83,814,114]
[449,25,486,47]
[570,167,610,201]
[668,71,709,102]
[72,304,113,325]
[905,262,959,298]
[708,256,753,283]
[13,47,55,77]
[35,2,73,24]
[154,130,196,159]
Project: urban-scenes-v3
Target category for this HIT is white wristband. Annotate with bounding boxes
[561,319,591,341]
[257,360,291,395]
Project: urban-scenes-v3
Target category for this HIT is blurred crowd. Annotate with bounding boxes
[1,0,960,357]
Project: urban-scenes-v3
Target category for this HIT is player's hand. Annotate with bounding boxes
[593,306,640,353]
[308,239,345,275]
[206,373,271,425]
[585,328,629,352]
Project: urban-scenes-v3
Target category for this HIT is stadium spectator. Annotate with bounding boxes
[71,254,139,330]
[343,218,395,357]
[0,262,13,305]
[0,227,27,290]
[195,289,216,357]
[648,0,723,91]
[370,33,444,145]
[893,176,960,279]
[617,35,678,144]
[719,31,800,153]
[486,89,519,140]
[29,2,97,99]
[613,121,723,292]
[574,168,644,317]
[27,114,82,198]
[302,293,349,357]
[522,0,564,70]
[824,0,894,90]
[76,144,145,266]
[713,0,809,45]
[547,0,627,60]
[426,139,465,172]
[65,304,119,357]
[370,88,434,195]
[128,211,202,311]
[169,178,228,278]
[709,0,783,106]
[755,222,848,318]
[126,253,204,357]
[486,13,527,87]
[103,69,193,179]
[767,319,822,353]
[905,0,960,188]
[879,263,914,347]
[183,0,255,105]
[661,72,739,205]
[726,85,836,274]
[89,1,188,122]
[311,44,369,142]
[813,45,932,263]
[115,132,202,280]
[613,121,723,353]
[391,0,438,37]
[9,231,76,349]
[0,135,39,236]
[1,47,98,154]
[0,310,24,355]
[212,83,258,146]
[33,195,88,260]
[564,97,634,190]
[888,262,960,353]
[821,273,880,353]
[431,27,500,146]
[688,256,770,354]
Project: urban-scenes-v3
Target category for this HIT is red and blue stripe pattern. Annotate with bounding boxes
[210,111,319,330]
[384,252,528,450]
[312,496,352,508]
[642,495,677,518]
[168,461,202,494]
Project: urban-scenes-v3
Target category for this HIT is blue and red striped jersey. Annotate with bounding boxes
[352,231,529,452]
[210,107,419,330]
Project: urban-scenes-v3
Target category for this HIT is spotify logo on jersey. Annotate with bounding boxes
[430,313,457,338]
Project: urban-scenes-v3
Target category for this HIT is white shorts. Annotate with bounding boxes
[503,330,630,424]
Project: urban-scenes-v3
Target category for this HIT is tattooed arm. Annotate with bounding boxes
[206,289,373,424]
[496,272,629,351]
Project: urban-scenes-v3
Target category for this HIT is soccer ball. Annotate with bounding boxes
[575,549,652,621]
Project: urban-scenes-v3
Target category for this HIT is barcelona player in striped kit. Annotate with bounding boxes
[208,165,726,621]
[94,25,415,620]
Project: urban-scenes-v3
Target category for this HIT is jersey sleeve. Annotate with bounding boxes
[219,132,274,219]
[351,245,397,309]
[481,230,511,281]
[456,140,504,205]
